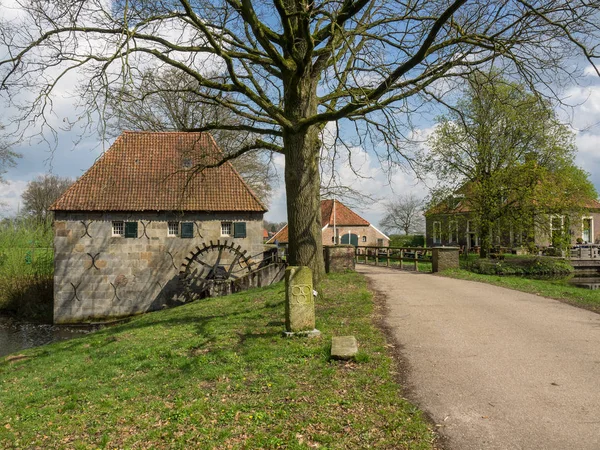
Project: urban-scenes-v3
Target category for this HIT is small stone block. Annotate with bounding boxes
[282,329,321,338]
[331,336,358,360]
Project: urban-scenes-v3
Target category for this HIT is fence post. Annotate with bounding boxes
[400,249,403,269]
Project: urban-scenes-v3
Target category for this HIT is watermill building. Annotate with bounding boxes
[50,131,268,324]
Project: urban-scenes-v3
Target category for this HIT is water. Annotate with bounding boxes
[0,315,97,358]
[567,276,600,290]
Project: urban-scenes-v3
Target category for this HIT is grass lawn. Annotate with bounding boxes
[0,272,436,449]
[440,268,600,314]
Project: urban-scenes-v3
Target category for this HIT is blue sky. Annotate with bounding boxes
[2,70,600,227]
[1,0,599,227]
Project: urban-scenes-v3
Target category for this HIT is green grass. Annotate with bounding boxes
[440,268,600,313]
[0,222,53,319]
[0,272,435,449]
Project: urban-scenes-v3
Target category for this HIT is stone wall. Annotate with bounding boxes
[324,245,355,273]
[431,247,459,273]
[53,211,265,323]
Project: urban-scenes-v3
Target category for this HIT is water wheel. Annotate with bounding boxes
[179,240,254,299]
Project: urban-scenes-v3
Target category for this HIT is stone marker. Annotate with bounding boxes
[284,266,319,337]
[331,336,358,360]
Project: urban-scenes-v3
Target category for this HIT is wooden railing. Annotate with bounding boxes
[355,246,432,272]
[570,246,600,260]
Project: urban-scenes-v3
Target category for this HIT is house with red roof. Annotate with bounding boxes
[267,199,389,248]
[50,131,270,323]
[425,193,600,249]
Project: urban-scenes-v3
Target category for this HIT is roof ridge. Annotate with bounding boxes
[50,132,266,212]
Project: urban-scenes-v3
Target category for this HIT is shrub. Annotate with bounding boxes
[469,256,573,277]
[0,220,54,321]
[389,234,425,247]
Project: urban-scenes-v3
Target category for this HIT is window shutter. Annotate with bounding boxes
[181,222,194,239]
[233,222,247,238]
[125,222,138,238]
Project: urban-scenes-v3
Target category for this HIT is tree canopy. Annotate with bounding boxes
[21,174,74,225]
[421,71,597,256]
[1,0,600,281]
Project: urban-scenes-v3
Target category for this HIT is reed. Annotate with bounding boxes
[0,220,54,321]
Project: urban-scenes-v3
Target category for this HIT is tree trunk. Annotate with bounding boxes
[479,220,490,259]
[284,126,325,285]
[282,59,325,286]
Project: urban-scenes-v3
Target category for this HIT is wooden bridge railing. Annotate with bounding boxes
[570,246,600,260]
[355,246,433,272]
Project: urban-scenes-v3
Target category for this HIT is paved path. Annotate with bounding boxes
[357,264,600,450]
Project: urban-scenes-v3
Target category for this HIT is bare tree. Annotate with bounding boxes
[0,125,18,210]
[380,194,425,236]
[21,175,74,225]
[1,0,599,282]
[0,125,17,183]
[103,68,276,205]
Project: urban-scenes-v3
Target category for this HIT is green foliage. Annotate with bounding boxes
[467,256,573,277]
[422,71,597,257]
[389,234,425,247]
[0,220,54,320]
[440,268,600,314]
[0,273,435,449]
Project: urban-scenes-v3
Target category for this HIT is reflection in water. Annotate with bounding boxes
[0,316,97,358]
[567,277,600,290]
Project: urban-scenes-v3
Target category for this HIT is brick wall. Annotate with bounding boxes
[321,224,389,247]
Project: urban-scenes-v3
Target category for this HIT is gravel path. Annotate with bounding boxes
[357,264,600,450]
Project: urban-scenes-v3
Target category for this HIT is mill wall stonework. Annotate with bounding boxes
[53,211,264,323]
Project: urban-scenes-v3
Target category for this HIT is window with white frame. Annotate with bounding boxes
[550,215,564,245]
[221,222,232,236]
[582,217,593,243]
[449,221,458,243]
[168,221,179,237]
[433,221,441,245]
[362,236,367,242]
[112,221,124,237]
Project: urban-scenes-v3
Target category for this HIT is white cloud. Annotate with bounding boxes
[0,179,28,217]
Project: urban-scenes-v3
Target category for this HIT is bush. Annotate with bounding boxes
[389,234,425,247]
[0,273,54,321]
[542,247,563,257]
[469,256,573,277]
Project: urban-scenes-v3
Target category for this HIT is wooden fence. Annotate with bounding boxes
[355,246,432,272]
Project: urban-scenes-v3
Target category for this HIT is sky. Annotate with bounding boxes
[2,68,600,227]
[1,2,600,228]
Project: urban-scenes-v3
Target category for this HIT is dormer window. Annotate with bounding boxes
[182,157,193,169]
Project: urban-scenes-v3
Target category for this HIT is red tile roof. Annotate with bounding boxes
[266,200,370,244]
[51,131,267,212]
[267,224,289,244]
[321,199,370,226]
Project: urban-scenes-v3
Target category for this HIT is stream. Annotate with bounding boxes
[0,315,98,358]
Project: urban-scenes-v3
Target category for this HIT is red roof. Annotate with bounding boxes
[51,131,266,212]
[321,199,370,226]
[267,200,370,244]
